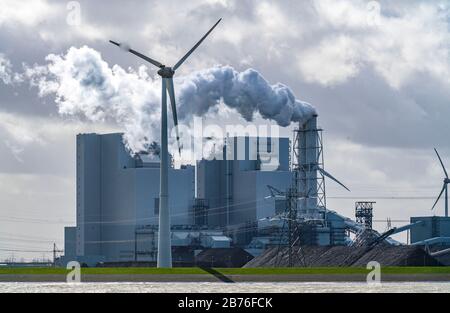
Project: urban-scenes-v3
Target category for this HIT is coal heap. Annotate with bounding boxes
[244,245,441,268]
[196,248,254,268]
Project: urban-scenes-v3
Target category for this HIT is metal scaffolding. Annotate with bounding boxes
[267,185,307,267]
[355,201,375,230]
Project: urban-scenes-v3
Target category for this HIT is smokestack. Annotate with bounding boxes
[296,114,320,219]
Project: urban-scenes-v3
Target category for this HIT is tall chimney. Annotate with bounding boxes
[296,114,320,219]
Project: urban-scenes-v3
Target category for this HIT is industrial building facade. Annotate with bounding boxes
[65,133,196,264]
[62,115,449,267]
[63,133,296,265]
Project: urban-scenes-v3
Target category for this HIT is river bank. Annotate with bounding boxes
[1,267,450,282]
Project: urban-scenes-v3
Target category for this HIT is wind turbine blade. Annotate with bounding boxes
[166,78,181,155]
[109,40,164,68]
[317,167,350,192]
[173,18,222,71]
[431,184,446,211]
[435,148,449,178]
[267,185,283,197]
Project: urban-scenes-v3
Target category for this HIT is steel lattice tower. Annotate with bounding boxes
[355,201,375,230]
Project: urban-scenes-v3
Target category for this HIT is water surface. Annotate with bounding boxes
[1,282,450,293]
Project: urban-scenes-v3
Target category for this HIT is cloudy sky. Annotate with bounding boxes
[1,0,450,260]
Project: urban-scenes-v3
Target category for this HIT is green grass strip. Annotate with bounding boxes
[0,266,449,276]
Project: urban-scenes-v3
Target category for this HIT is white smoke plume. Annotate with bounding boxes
[177,66,316,127]
[26,46,161,153]
[26,46,316,153]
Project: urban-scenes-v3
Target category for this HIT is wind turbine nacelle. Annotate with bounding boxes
[445,178,450,184]
[158,67,175,78]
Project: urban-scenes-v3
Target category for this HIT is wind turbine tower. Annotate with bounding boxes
[110,18,222,268]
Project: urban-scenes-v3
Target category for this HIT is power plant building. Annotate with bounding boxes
[196,137,293,245]
[62,116,444,266]
[63,133,295,265]
[65,133,195,264]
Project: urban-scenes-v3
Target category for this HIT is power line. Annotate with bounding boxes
[0,248,53,253]
[0,194,438,226]
[328,196,436,200]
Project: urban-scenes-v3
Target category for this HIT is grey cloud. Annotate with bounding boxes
[0,0,449,150]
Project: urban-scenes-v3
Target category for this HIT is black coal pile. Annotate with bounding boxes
[244,245,441,267]
[196,248,254,268]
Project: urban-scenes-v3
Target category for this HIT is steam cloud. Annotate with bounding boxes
[25,46,316,153]
[177,66,316,127]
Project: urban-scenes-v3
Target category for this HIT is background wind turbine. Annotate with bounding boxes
[110,18,222,268]
[316,166,350,192]
[431,148,449,217]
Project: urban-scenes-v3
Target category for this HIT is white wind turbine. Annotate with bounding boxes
[110,18,222,268]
